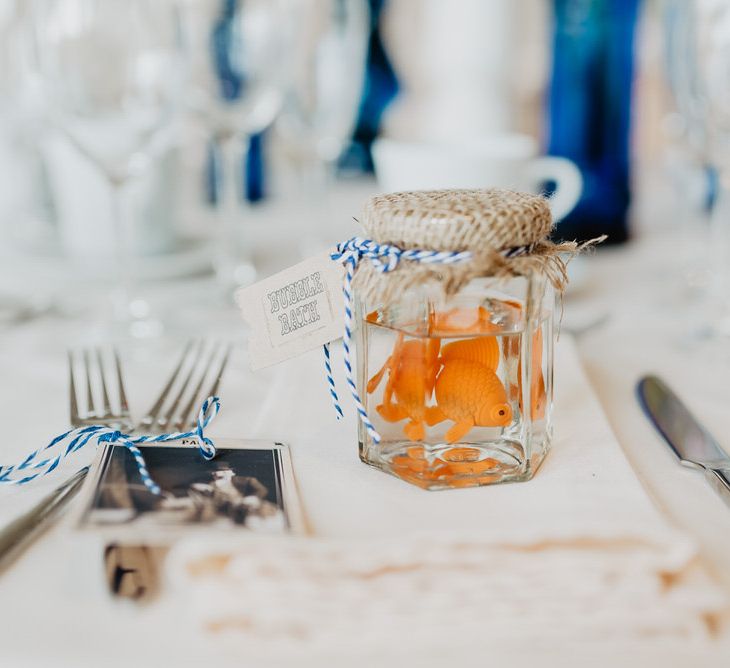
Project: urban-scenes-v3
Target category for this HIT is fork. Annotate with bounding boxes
[105,339,232,600]
[68,347,133,432]
[138,339,232,434]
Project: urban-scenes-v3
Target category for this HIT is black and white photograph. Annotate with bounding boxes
[77,440,302,537]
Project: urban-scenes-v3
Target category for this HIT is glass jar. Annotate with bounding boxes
[356,274,554,490]
[350,188,562,490]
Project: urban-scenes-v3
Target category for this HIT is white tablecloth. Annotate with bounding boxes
[2,185,730,665]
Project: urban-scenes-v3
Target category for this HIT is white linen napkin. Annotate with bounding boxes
[161,336,730,662]
[243,336,693,543]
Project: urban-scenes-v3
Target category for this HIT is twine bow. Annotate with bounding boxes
[0,397,221,495]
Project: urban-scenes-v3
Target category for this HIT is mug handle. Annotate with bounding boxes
[526,156,583,222]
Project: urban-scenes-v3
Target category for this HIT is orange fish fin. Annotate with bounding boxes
[531,370,546,420]
[445,418,475,444]
[424,406,446,426]
[526,326,545,419]
[366,357,390,394]
[427,337,441,365]
[426,367,439,397]
[377,402,409,423]
[517,325,546,419]
[365,309,380,323]
[425,338,442,394]
[404,420,425,441]
[532,326,543,369]
[381,332,406,405]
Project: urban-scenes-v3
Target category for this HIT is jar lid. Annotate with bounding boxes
[362,189,553,253]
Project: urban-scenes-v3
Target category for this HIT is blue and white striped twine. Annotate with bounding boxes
[0,397,221,496]
[325,237,475,444]
[323,342,344,419]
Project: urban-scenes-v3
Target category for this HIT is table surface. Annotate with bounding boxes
[2,179,730,665]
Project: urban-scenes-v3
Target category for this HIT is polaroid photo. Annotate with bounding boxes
[75,438,307,544]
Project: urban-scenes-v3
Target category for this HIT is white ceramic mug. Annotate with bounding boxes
[371,133,582,222]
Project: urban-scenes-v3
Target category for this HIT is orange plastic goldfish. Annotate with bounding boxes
[367,333,441,441]
[426,360,512,443]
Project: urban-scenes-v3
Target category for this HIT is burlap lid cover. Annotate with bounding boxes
[354,188,587,305]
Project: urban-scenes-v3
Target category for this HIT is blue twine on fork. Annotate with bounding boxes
[0,397,221,496]
[325,237,474,444]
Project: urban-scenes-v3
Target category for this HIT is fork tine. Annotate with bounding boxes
[83,349,95,419]
[175,342,222,430]
[97,348,113,418]
[114,348,129,417]
[68,351,80,426]
[68,346,131,430]
[204,343,232,404]
[186,342,231,429]
[159,341,205,431]
[139,339,194,430]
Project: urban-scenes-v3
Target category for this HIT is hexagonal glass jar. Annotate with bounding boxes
[355,272,554,490]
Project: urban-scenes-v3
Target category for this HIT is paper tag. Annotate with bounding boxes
[235,250,345,370]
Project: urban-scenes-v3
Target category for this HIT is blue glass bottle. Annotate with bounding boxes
[339,0,399,173]
[547,0,641,244]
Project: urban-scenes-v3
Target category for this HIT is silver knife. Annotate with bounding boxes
[637,375,730,506]
[0,467,89,574]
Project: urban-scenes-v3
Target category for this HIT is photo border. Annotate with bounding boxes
[73,438,308,544]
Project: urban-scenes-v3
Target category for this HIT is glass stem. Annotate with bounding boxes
[109,179,134,321]
[215,133,255,296]
[320,156,337,232]
[297,152,337,247]
[707,168,730,336]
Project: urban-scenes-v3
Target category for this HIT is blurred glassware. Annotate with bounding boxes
[336,0,398,175]
[691,0,730,338]
[44,136,184,260]
[661,0,715,294]
[0,0,55,326]
[0,1,33,230]
[381,0,543,144]
[183,0,296,293]
[276,0,369,208]
[32,0,185,337]
[663,0,708,155]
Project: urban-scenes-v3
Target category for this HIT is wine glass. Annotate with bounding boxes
[32,0,185,337]
[276,0,369,191]
[662,0,714,295]
[0,0,24,326]
[183,0,297,293]
[690,0,730,337]
[0,1,55,327]
[275,0,369,248]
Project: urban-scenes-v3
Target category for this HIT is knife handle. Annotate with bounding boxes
[0,467,88,573]
[705,468,730,507]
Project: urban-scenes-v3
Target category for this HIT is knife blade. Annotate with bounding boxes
[0,467,89,574]
[637,375,730,506]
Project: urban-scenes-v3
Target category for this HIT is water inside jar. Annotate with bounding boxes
[360,296,549,489]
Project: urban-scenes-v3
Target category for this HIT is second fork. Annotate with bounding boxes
[139,340,231,434]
